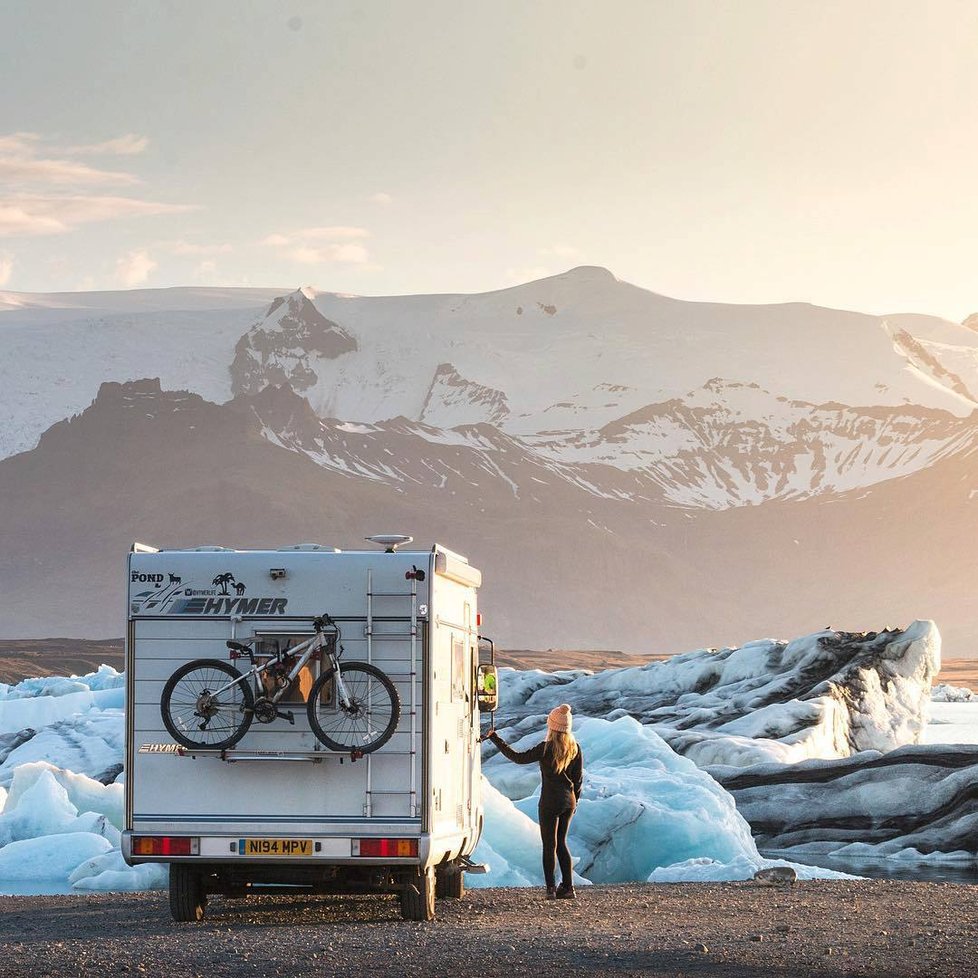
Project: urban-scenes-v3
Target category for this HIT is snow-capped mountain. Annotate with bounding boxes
[5,267,978,508]
[230,289,358,397]
[3,268,978,649]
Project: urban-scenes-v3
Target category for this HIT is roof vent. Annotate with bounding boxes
[277,543,341,552]
[366,534,413,553]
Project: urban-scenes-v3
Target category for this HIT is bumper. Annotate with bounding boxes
[122,830,433,868]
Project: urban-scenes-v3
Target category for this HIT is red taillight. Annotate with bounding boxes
[476,613,483,626]
[354,838,418,858]
[132,835,198,856]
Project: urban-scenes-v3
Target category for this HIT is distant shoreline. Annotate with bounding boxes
[1,638,974,689]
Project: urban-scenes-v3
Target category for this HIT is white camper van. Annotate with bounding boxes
[121,536,498,922]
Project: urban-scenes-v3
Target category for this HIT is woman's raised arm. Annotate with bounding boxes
[488,731,545,765]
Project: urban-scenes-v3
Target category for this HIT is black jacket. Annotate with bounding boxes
[490,733,584,812]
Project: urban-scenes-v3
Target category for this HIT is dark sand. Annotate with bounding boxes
[1,881,976,977]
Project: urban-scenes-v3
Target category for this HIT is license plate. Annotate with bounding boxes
[239,837,313,856]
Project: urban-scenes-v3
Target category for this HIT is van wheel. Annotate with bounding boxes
[435,864,465,899]
[400,867,435,921]
[169,864,207,922]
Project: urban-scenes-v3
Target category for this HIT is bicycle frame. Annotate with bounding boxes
[219,621,352,711]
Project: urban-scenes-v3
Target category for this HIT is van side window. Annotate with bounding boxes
[451,636,466,702]
[254,633,318,704]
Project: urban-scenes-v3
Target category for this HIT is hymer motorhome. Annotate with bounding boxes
[122,535,498,921]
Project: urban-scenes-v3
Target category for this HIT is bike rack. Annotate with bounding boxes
[148,575,420,814]
[138,744,415,764]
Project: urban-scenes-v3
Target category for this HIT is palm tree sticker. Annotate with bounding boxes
[212,572,236,595]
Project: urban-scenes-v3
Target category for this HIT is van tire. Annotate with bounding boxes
[169,864,207,922]
[435,864,465,899]
[400,867,435,921]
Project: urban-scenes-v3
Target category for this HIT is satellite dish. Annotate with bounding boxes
[365,534,414,553]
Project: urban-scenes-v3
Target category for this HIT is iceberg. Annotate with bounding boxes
[495,622,941,768]
[478,715,849,885]
[714,743,978,864]
[69,850,167,892]
[931,683,976,703]
[0,667,156,894]
[0,832,113,882]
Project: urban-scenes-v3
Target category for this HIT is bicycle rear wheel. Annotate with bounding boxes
[307,662,400,753]
[161,659,254,750]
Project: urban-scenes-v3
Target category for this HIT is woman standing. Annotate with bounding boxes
[487,703,584,899]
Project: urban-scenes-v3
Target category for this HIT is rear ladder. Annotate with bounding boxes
[364,569,419,817]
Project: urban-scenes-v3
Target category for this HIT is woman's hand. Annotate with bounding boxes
[481,727,496,742]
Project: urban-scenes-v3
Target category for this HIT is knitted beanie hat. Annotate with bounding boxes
[547,703,573,733]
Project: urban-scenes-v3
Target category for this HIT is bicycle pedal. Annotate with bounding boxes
[277,710,295,725]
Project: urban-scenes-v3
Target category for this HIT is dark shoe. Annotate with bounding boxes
[546,885,557,900]
[555,883,576,900]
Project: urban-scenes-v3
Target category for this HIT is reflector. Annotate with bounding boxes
[132,835,198,856]
[355,837,418,858]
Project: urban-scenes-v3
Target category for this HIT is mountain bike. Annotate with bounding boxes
[160,613,400,753]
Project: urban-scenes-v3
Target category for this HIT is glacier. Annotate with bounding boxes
[0,620,974,894]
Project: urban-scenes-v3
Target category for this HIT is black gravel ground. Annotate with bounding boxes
[2,880,976,978]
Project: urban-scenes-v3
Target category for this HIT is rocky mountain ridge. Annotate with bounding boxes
[185,280,978,511]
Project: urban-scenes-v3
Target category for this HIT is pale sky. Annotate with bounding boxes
[3,0,978,319]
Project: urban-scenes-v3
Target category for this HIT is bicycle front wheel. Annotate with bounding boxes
[161,659,255,750]
[307,662,400,753]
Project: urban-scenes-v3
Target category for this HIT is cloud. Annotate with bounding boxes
[302,226,369,240]
[167,240,233,256]
[0,195,198,237]
[0,133,41,155]
[260,226,372,264]
[0,157,139,186]
[290,243,369,264]
[0,133,195,238]
[369,192,393,205]
[115,249,157,287]
[0,134,141,186]
[262,226,369,247]
[0,204,68,236]
[68,134,149,156]
[0,254,12,287]
[541,244,581,259]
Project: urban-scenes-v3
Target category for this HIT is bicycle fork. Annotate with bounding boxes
[325,654,354,711]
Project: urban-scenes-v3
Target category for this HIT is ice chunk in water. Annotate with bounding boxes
[69,850,167,892]
[0,832,113,881]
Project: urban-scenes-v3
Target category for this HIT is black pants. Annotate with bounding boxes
[538,804,574,888]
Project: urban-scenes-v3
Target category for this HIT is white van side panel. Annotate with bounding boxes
[426,569,482,856]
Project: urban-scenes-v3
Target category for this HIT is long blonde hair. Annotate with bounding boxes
[545,729,579,774]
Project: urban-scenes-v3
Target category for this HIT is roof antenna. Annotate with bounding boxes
[365,534,413,553]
